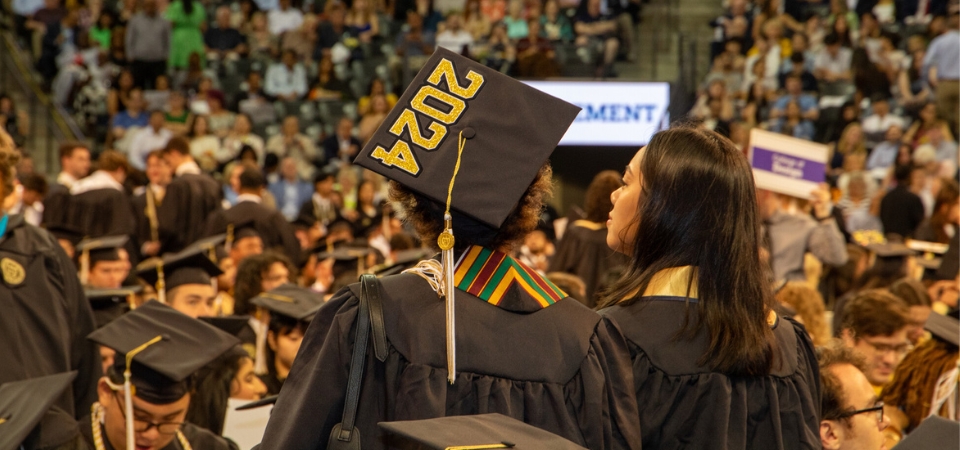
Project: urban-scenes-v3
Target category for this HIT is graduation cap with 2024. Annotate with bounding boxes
[353,47,580,231]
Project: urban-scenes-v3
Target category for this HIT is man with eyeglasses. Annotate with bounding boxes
[838,290,912,395]
[80,301,239,450]
[818,342,890,450]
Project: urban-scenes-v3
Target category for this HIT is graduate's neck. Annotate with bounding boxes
[274,358,291,381]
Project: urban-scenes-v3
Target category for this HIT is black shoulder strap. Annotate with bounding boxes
[328,274,387,449]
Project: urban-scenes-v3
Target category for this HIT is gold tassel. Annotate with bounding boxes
[155,260,166,304]
[124,335,163,450]
[438,131,468,385]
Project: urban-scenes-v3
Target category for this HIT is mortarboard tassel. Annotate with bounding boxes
[225,224,235,254]
[123,335,163,450]
[155,260,166,305]
[438,131,468,385]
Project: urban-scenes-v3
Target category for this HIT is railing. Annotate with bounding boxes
[0,32,86,175]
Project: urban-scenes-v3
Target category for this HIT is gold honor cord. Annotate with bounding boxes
[155,260,166,305]
[124,335,163,450]
[438,131,468,385]
[91,402,192,450]
[145,188,159,243]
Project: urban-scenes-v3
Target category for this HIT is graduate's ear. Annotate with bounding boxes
[820,419,843,450]
[97,377,115,407]
[840,328,856,347]
[267,330,278,351]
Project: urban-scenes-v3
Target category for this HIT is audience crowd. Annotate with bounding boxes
[0,0,958,448]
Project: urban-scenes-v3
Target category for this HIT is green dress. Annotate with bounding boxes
[165,0,207,69]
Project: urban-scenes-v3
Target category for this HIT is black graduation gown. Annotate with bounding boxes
[203,200,301,266]
[130,189,163,257]
[296,196,341,228]
[601,297,822,450]
[260,248,642,450]
[41,182,72,228]
[549,221,629,308]
[0,214,102,444]
[158,173,223,254]
[80,415,239,450]
[70,188,140,265]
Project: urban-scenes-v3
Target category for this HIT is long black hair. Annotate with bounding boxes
[185,346,250,435]
[598,127,777,376]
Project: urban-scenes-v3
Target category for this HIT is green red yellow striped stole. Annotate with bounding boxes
[453,245,567,309]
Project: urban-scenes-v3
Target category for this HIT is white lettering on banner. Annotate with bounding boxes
[575,104,659,123]
[523,81,670,146]
[770,154,806,179]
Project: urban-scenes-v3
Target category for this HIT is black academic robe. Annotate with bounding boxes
[70,188,140,265]
[41,182,72,228]
[601,297,821,450]
[80,415,239,450]
[130,189,163,257]
[296,196,342,228]
[259,248,641,450]
[0,214,102,445]
[203,200,301,266]
[158,173,223,254]
[549,221,629,308]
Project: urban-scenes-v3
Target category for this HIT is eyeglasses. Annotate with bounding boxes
[860,339,913,356]
[837,402,884,423]
[112,392,184,436]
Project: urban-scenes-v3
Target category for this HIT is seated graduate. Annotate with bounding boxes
[82,300,240,450]
[249,284,324,395]
[86,287,142,375]
[259,49,641,449]
[136,245,225,319]
[76,235,135,328]
[185,345,268,436]
[598,127,821,449]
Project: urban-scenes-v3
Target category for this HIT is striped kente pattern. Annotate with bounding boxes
[453,245,566,308]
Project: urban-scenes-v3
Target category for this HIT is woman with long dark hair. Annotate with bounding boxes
[599,127,820,449]
[186,346,268,435]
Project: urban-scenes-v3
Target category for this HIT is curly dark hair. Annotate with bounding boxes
[185,346,250,435]
[388,162,553,252]
[233,251,295,315]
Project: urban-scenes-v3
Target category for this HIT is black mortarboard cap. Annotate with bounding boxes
[77,235,129,265]
[87,300,240,404]
[250,284,324,321]
[916,257,942,272]
[0,371,77,450]
[200,316,252,336]
[226,219,261,250]
[136,246,224,293]
[235,395,278,411]
[85,286,141,327]
[379,413,588,450]
[46,224,83,246]
[892,416,959,450]
[191,234,227,262]
[924,311,960,346]
[353,47,580,230]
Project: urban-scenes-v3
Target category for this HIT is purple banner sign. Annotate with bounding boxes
[752,146,826,183]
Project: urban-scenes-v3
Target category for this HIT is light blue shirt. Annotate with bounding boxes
[924,30,960,81]
[773,94,819,114]
[867,141,899,171]
[12,0,44,16]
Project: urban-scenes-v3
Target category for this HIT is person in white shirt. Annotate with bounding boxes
[861,95,906,147]
[128,110,173,170]
[815,33,853,84]
[267,0,303,35]
[265,50,308,101]
[436,13,475,53]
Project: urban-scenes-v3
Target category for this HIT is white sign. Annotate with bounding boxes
[748,129,829,199]
[523,81,670,146]
[222,398,272,450]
